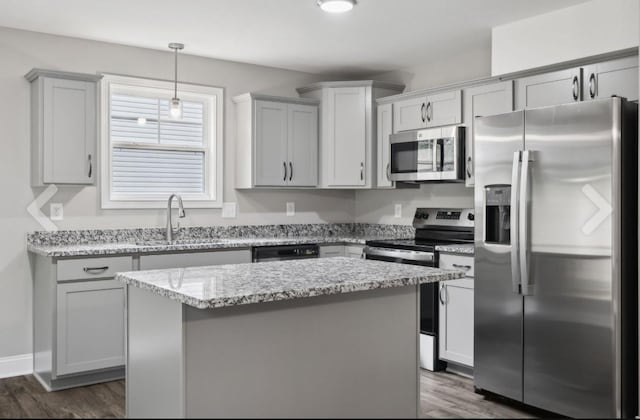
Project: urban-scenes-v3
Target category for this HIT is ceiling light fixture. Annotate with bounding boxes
[317,0,356,13]
[168,42,184,119]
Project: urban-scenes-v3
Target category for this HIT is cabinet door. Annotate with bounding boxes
[344,245,365,259]
[254,100,288,186]
[393,96,427,132]
[287,104,318,187]
[43,77,96,184]
[425,90,461,127]
[583,56,639,102]
[326,87,367,186]
[438,279,474,367]
[515,67,581,109]
[56,279,125,376]
[139,249,251,270]
[319,245,345,258]
[462,81,513,187]
[376,103,394,188]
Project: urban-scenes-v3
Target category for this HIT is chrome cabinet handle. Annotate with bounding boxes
[439,285,446,305]
[87,154,92,178]
[386,163,391,181]
[83,266,109,274]
[360,162,364,181]
[589,73,596,99]
[426,102,432,123]
[452,263,472,271]
[572,76,579,101]
[510,151,522,294]
[466,156,472,178]
[283,161,287,182]
[289,162,293,181]
[421,102,426,123]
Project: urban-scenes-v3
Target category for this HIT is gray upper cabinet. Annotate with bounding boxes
[234,93,319,188]
[26,69,101,187]
[297,81,404,189]
[393,90,461,132]
[376,103,394,189]
[582,56,639,102]
[515,67,582,110]
[462,81,513,187]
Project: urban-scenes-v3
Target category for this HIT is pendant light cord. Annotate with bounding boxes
[174,47,178,99]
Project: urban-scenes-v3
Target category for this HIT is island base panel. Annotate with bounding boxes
[126,285,420,418]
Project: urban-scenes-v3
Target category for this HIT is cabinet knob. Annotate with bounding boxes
[360,162,364,181]
[426,102,432,123]
[289,162,293,181]
[572,76,579,101]
[283,161,287,182]
[421,103,426,123]
[589,73,597,99]
[87,154,92,178]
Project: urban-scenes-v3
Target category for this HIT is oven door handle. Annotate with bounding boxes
[364,247,434,263]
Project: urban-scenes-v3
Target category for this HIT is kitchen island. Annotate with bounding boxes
[116,257,463,418]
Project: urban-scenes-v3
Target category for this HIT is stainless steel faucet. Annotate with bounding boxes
[166,194,186,242]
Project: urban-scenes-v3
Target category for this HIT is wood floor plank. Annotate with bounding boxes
[0,371,543,419]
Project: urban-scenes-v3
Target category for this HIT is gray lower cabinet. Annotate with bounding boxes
[25,69,102,187]
[319,244,364,259]
[345,245,365,259]
[56,279,125,375]
[139,249,251,270]
[33,254,132,391]
[438,254,474,368]
[462,81,513,187]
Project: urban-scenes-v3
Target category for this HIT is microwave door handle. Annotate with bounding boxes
[510,151,522,294]
[519,150,534,295]
[436,139,443,171]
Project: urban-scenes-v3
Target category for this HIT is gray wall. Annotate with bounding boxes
[0,26,353,359]
[355,46,491,223]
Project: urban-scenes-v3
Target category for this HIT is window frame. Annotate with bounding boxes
[100,74,224,209]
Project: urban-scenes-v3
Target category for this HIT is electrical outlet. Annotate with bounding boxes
[222,202,237,218]
[50,203,64,221]
[394,204,402,218]
[286,202,295,217]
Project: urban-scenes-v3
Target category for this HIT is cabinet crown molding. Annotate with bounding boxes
[296,80,405,95]
[25,68,103,83]
[232,92,319,106]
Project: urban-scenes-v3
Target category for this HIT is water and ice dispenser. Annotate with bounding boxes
[484,185,511,245]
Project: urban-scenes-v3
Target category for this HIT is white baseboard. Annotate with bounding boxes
[0,353,33,379]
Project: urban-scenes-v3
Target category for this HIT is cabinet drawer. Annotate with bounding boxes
[57,256,133,281]
[439,254,474,277]
[319,245,345,258]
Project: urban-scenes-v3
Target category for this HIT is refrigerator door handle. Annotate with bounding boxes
[519,150,534,295]
[510,151,522,294]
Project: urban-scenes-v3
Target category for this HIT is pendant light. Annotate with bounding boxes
[317,0,356,13]
[168,42,184,119]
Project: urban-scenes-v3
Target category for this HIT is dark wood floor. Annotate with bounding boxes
[0,370,540,418]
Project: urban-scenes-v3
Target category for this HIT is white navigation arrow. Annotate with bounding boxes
[581,184,612,235]
[27,185,59,232]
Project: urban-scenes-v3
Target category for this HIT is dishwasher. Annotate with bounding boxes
[251,244,320,262]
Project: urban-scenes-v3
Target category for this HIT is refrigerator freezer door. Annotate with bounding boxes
[522,99,616,418]
[473,110,525,402]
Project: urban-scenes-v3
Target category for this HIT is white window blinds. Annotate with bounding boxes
[101,75,223,209]
[110,93,206,195]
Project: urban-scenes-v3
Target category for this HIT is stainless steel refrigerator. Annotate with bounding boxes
[473,97,638,418]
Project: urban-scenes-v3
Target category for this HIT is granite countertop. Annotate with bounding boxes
[435,244,474,255]
[116,257,464,309]
[27,234,404,258]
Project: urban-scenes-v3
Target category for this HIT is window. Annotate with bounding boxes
[100,75,223,209]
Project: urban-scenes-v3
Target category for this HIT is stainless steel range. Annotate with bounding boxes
[364,208,474,371]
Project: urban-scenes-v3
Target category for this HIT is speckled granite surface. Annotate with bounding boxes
[27,223,414,257]
[116,257,464,309]
[435,244,474,255]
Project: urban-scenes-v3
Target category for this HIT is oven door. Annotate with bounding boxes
[363,247,438,335]
[390,130,439,181]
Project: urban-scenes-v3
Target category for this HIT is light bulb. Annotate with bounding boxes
[170,98,182,119]
[318,0,355,13]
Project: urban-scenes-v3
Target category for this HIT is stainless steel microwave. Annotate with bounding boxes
[389,126,465,182]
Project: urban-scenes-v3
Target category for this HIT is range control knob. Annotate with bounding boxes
[467,213,475,221]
